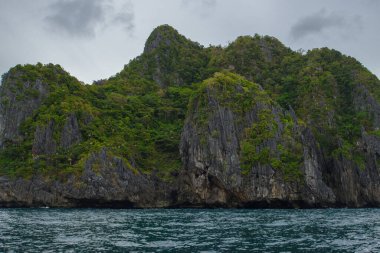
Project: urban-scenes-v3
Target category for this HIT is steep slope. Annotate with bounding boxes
[116,24,210,87]
[301,49,380,206]
[0,63,84,176]
[0,63,75,148]
[0,64,174,207]
[0,24,380,207]
[177,72,334,207]
[206,38,380,206]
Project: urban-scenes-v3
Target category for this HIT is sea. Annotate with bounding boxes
[0,208,379,252]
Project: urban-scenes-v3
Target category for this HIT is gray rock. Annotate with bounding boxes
[0,148,172,207]
[60,114,82,150]
[32,120,56,156]
[178,78,335,207]
[0,77,49,147]
[353,83,380,126]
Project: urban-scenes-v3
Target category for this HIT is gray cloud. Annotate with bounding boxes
[367,0,380,6]
[45,0,106,38]
[112,3,134,34]
[181,0,217,17]
[181,0,216,7]
[45,0,134,38]
[290,9,361,40]
[1,0,379,83]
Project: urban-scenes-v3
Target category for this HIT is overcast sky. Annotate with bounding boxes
[1,0,379,83]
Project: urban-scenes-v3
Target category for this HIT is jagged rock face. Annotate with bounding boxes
[129,24,208,87]
[313,80,380,207]
[353,83,380,127]
[0,74,49,147]
[0,148,172,207]
[71,148,172,207]
[326,156,380,207]
[300,128,336,204]
[179,105,242,205]
[60,114,82,150]
[178,72,335,207]
[144,25,178,54]
[211,35,292,84]
[32,120,56,156]
[2,26,380,208]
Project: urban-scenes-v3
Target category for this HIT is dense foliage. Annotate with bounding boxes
[1,25,379,181]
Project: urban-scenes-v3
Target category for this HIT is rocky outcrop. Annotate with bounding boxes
[0,74,49,147]
[134,24,208,87]
[300,128,336,204]
[313,81,380,207]
[353,83,380,126]
[177,72,335,207]
[60,114,82,150]
[1,27,380,208]
[0,148,172,207]
[321,131,380,207]
[144,25,177,54]
[1,71,377,208]
[32,120,56,156]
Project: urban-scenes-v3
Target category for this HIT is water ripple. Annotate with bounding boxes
[0,208,380,252]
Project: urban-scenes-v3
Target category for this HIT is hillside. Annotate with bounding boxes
[1,25,380,207]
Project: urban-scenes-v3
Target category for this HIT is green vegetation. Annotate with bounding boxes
[208,40,380,172]
[1,25,380,182]
[116,25,211,87]
[188,72,304,181]
[240,108,304,181]
[187,71,267,127]
[0,62,191,180]
[240,108,278,172]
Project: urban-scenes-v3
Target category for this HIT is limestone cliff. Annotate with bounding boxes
[177,72,335,207]
[0,148,171,207]
[0,65,50,147]
[1,25,380,208]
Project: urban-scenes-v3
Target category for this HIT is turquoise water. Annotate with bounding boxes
[0,209,379,252]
